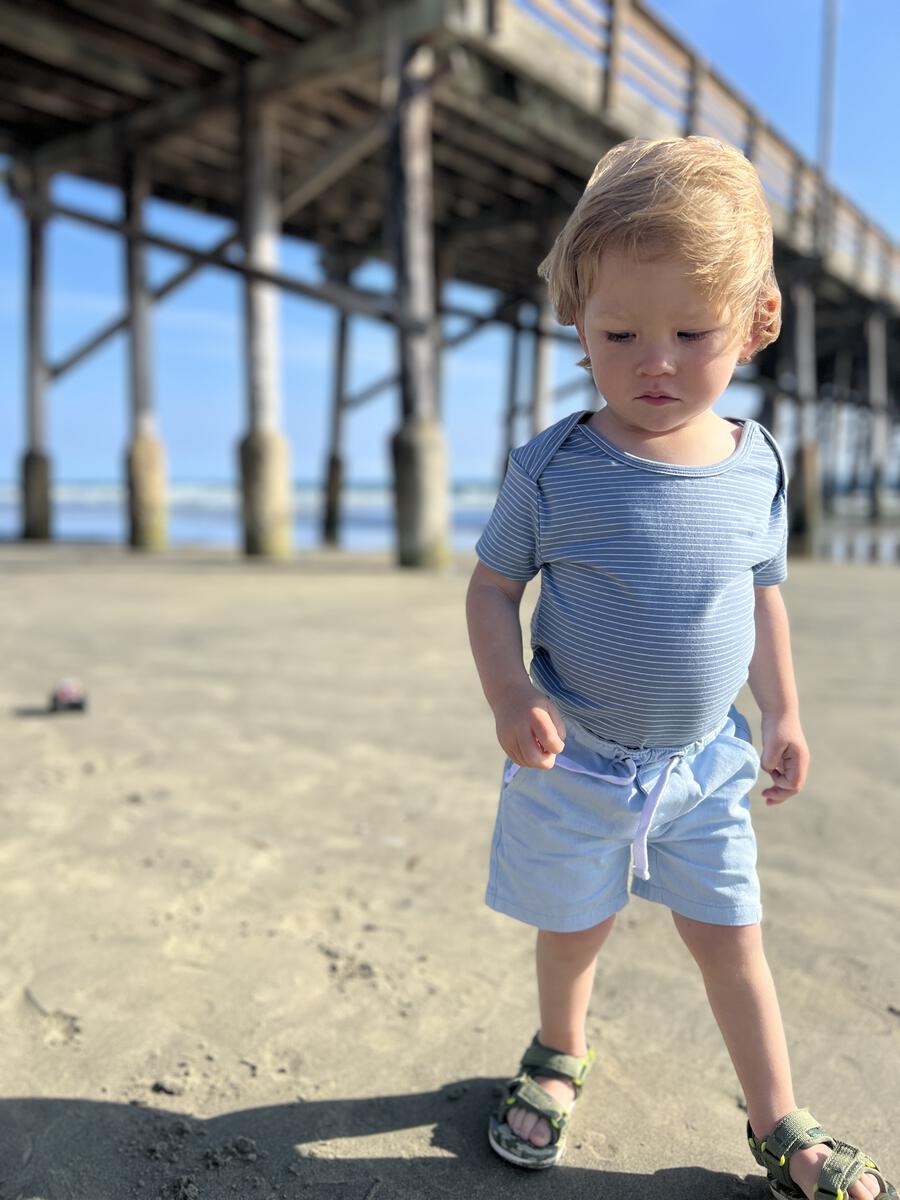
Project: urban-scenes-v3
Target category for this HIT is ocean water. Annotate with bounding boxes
[1,480,898,563]
[0,480,498,553]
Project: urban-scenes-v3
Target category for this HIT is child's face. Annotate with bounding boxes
[574,250,758,437]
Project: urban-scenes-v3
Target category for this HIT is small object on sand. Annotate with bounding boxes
[49,676,88,713]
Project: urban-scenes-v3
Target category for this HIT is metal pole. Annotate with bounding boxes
[815,0,838,255]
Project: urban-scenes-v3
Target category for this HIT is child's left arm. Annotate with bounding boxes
[747,584,810,806]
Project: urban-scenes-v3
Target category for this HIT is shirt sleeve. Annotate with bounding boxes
[752,496,788,585]
[752,428,789,586]
[474,454,541,581]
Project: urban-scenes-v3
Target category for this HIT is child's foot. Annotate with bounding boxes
[788,1144,881,1200]
[504,1075,577,1147]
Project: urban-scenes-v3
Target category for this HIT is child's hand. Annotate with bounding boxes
[759,712,809,805]
[493,683,566,770]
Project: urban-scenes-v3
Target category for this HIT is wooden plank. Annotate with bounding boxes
[622,22,688,100]
[25,0,449,174]
[602,0,625,113]
[153,0,281,55]
[0,3,161,99]
[235,0,327,39]
[282,115,388,213]
[42,7,206,88]
[619,55,687,115]
[628,0,691,69]
[63,0,237,73]
[0,51,125,117]
[525,0,606,56]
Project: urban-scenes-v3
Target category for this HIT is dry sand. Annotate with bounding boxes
[0,542,897,1200]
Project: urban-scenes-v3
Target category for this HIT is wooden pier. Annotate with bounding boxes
[1,0,897,562]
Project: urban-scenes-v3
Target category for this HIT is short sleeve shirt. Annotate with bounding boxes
[475,410,788,749]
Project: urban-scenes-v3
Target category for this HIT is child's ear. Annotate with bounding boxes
[737,330,760,364]
[739,296,778,362]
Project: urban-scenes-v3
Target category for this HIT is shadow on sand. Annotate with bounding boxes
[0,1080,766,1200]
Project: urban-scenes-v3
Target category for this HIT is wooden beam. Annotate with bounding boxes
[0,3,161,99]
[40,198,404,326]
[63,0,236,72]
[23,0,450,176]
[50,113,389,379]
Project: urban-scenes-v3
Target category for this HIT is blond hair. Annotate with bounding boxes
[538,136,781,371]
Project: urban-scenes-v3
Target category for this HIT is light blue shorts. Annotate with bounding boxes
[486,705,762,931]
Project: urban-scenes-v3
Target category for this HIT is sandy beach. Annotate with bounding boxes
[0,542,897,1200]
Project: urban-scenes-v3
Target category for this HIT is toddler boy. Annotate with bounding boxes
[466,136,895,1200]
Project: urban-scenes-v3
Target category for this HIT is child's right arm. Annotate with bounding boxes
[465,560,566,770]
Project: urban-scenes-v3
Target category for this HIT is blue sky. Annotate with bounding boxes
[1,0,897,485]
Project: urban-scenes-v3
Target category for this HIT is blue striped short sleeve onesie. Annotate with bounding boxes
[475,410,788,750]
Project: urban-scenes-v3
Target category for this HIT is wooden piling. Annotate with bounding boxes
[387,39,450,568]
[866,309,889,520]
[22,175,51,541]
[238,83,292,559]
[531,291,554,437]
[124,150,167,550]
[322,255,352,547]
[789,280,822,552]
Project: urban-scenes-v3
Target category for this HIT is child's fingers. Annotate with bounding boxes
[533,710,565,755]
[543,698,568,744]
[763,784,799,805]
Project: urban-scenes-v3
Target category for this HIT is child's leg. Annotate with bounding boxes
[673,914,881,1200]
[506,914,616,1147]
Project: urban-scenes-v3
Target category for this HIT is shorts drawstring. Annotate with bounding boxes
[503,752,681,882]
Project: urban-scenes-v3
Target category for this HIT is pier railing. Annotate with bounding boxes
[479,0,899,307]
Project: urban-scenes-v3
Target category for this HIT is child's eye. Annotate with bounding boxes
[604,332,632,342]
[678,331,710,341]
[603,330,711,343]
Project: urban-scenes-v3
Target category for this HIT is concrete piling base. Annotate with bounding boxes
[238,429,293,558]
[21,449,51,540]
[391,418,450,568]
[127,433,167,550]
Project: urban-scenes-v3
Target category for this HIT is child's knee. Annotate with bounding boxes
[672,911,763,968]
[539,915,616,955]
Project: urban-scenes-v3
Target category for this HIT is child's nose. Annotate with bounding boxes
[636,346,676,375]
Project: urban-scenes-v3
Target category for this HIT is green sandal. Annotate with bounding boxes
[487,1033,595,1169]
[748,1108,899,1200]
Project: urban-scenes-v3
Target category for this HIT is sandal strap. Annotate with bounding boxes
[498,1075,570,1146]
[748,1108,831,1183]
[494,1036,596,1151]
[748,1110,898,1200]
[817,1142,892,1200]
[520,1034,596,1090]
